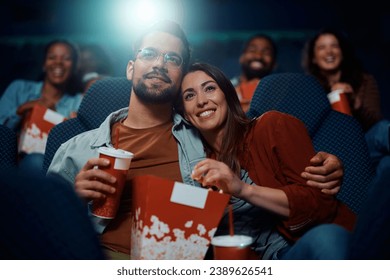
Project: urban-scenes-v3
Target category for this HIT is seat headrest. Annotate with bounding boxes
[247,73,331,137]
[78,77,132,129]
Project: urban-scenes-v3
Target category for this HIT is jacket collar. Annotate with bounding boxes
[90,107,129,149]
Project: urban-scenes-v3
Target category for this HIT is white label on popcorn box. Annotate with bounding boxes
[170,182,208,209]
[43,109,65,125]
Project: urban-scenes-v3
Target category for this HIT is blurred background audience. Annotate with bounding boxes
[0,0,388,120]
[0,0,389,262]
[302,28,390,178]
[302,28,384,132]
[0,39,82,129]
[77,44,113,93]
[0,39,83,170]
[230,34,277,112]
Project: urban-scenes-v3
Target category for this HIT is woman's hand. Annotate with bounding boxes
[16,98,56,116]
[193,159,290,216]
[331,82,361,109]
[191,158,245,197]
[331,82,353,94]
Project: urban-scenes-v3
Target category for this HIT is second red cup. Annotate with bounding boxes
[211,235,253,260]
[327,89,352,116]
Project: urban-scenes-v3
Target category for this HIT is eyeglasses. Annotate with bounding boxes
[137,47,183,68]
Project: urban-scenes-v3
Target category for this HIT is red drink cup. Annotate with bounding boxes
[327,89,352,116]
[92,147,133,219]
[211,235,253,260]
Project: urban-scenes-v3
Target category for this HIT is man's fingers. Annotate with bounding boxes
[302,164,342,177]
[304,166,333,175]
[301,171,327,182]
[77,189,107,200]
[309,151,325,165]
[77,178,116,193]
[75,160,117,201]
[92,169,116,183]
[302,170,340,181]
[320,187,341,195]
[75,175,116,201]
[82,157,110,171]
[305,178,339,189]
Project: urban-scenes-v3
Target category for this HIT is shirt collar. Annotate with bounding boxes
[90,107,129,148]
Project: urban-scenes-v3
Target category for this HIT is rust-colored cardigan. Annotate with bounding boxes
[239,111,356,241]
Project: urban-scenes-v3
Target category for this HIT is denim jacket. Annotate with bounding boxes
[47,107,205,184]
[47,108,287,259]
[0,80,83,130]
[47,107,206,232]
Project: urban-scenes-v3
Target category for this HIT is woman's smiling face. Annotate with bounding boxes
[313,33,343,72]
[181,70,228,136]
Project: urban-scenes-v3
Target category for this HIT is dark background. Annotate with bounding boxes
[1,0,389,118]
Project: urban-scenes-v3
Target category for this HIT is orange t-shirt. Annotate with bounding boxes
[235,79,260,112]
[100,119,182,254]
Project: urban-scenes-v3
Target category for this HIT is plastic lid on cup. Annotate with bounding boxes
[211,235,253,247]
[98,146,134,159]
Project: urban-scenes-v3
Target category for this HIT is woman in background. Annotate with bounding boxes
[302,28,390,177]
[0,39,83,170]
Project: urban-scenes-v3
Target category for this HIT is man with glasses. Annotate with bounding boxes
[47,20,345,259]
[48,20,203,259]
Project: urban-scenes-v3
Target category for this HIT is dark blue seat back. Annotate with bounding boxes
[42,77,132,173]
[0,167,105,259]
[247,73,331,137]
[247,73,375,213]
[0,124,18,169]
[77,77,132,129]
[349,162,390,259]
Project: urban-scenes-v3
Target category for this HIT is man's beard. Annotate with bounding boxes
[241,61,273,80]
[133,80,178,104]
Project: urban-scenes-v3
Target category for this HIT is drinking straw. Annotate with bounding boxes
[115,126,119,149]
[228,204,234,236]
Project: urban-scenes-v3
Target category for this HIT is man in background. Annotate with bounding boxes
[231,34,277,112]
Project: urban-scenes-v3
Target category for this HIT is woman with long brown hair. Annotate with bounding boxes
[302,28,390,177]
[179,62,355,259]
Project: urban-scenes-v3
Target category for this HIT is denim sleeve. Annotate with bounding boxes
[0,81,23,129]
